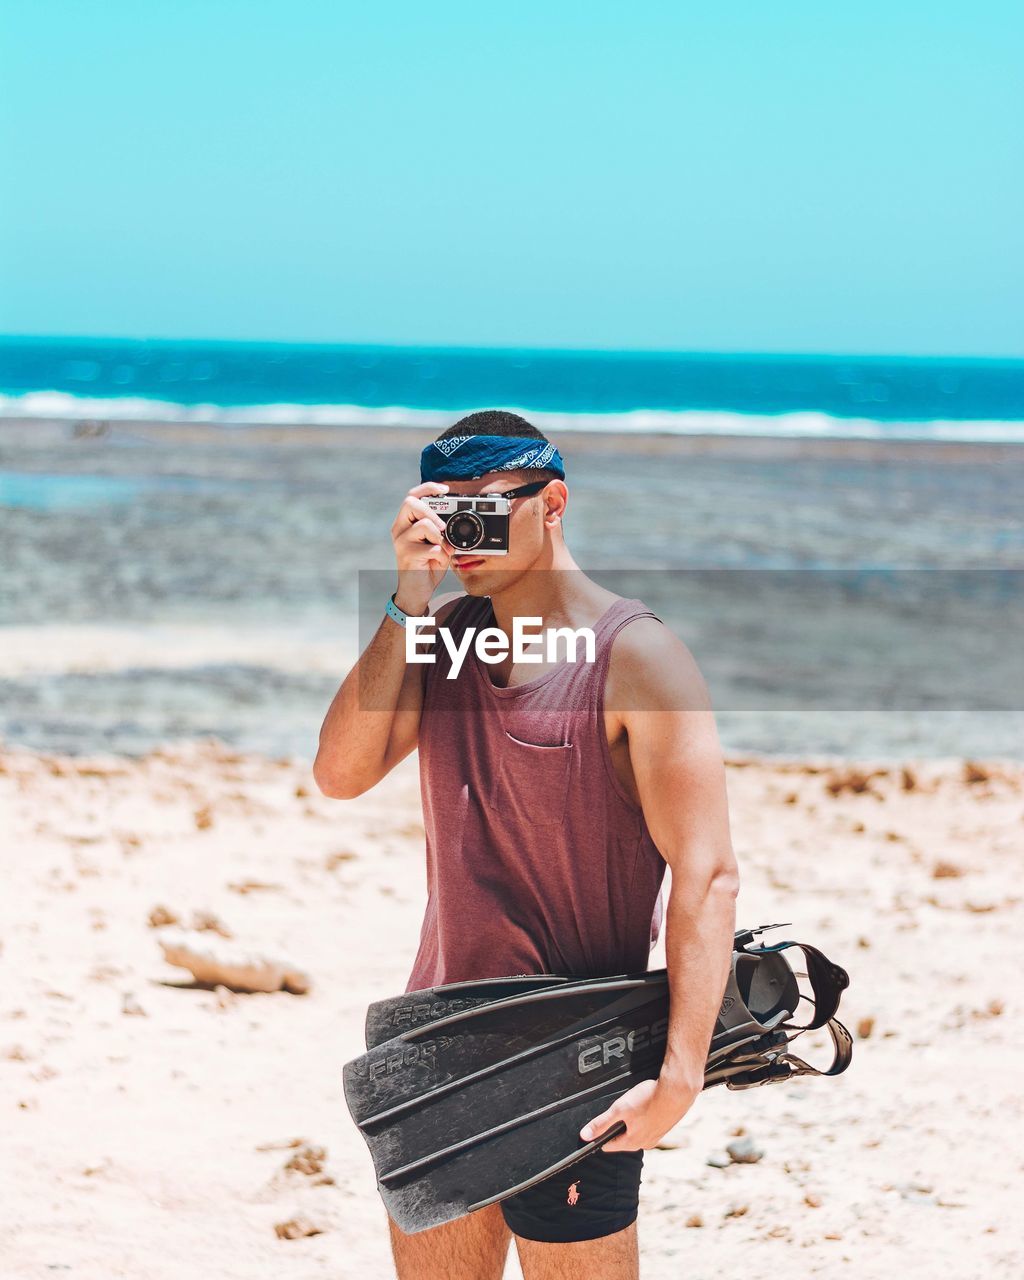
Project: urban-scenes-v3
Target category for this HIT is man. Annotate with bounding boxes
[315,409,740,1280]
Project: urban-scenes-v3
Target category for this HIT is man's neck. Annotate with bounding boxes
[486,551,615,639]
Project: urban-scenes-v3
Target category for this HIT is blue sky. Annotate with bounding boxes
[2,2,1021,355]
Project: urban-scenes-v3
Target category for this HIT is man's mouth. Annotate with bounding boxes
[453,555,485,570]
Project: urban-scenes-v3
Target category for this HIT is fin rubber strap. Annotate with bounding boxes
[725,1014,853,1089]
[742,936,850,1030]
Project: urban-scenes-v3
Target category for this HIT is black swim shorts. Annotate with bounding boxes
[499,1148,644,1243]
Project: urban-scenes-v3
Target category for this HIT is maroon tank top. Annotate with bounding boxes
[407,594,667,993]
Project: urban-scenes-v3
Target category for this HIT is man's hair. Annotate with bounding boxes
[437,409,545,441]
[436,409,561,485]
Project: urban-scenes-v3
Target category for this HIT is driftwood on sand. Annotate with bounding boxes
[158,932,311,994]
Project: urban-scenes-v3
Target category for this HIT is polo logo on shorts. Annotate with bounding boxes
[567,1180,581,1206]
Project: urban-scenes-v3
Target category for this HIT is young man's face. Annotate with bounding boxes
[439,472,563,596]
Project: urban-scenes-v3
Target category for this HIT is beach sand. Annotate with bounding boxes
[2,738,1021,1278]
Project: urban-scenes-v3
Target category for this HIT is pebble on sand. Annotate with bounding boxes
[274,1216,324,1240]
[726,1135,764,1164]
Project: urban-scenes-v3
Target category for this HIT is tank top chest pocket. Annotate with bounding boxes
[489,731,574,828]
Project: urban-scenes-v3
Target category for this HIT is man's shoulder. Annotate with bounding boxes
[607,613,687,677]
[606,613,711,712]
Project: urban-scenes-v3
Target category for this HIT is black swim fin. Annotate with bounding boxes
[365,973,569,1049]
[362,923,790,1051]
[344,924,852,1233]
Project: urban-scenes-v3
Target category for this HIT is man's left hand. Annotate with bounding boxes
[579,1075,702,1153]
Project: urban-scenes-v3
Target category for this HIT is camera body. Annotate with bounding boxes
[424,494,511,555]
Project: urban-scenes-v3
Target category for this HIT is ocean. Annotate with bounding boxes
[2,335,1023,442]
[1,335,1022,763]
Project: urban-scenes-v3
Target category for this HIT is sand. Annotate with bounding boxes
[1,739,1022,1279]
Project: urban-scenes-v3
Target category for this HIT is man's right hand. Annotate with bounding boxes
[391,482,453,614]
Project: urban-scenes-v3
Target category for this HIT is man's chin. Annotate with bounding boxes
[451,561,499,593]
[452,557,521,595]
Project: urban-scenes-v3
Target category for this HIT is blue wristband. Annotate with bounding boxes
[385,592,424,628]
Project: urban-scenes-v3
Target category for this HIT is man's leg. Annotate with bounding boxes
[499,1147,644,1272]
[514,1221,639,1280]
[388,1204,512,1280]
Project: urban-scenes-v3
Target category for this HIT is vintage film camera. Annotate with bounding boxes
[423,494,511,555]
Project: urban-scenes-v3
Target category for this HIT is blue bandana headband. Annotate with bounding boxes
[420,434,565,483]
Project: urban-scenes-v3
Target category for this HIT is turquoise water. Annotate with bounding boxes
[2,336,1023,441]
[0,470,220,511]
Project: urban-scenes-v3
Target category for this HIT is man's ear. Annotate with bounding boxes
[543,481,568,527]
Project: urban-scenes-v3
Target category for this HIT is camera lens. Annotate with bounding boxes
[447,512,484,550]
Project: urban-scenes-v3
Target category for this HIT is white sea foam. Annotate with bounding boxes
[2,390,1023,443]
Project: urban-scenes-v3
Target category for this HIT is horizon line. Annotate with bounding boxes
[1,332,1022,366]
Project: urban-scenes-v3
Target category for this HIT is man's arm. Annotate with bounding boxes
[313,480,456,799]
[581,618,740,1150]
[313,589,462,798]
